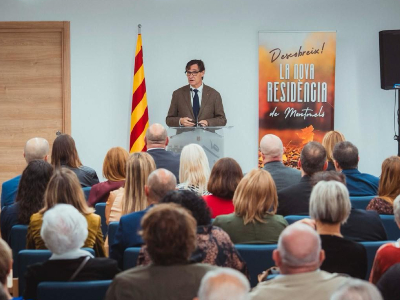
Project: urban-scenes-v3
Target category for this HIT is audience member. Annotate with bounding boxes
[312,171,387,242]
[377,263,400,300]
[260,134,301,191]
[24,204,119,300]
[1,137,49,208]
[370,195,400,284]
[249,223,348,300]
[333,141,379,196]
[26,168,105,257]
[0,238,18,300]
[367,156,400,214]
[1,160,53,245]
[51,134,99,187]
[106,152,156,223]
[213,169,287,244]
[277,141,327,216]
[194,268,250,300]
[309,181,367,279]
[331,279,383,300]
[203,157,243,218]
[138,190,248,276]
[105,203,218,300]
[322,131,345,171]
[177,144,211,195]
[0,285,8,300]
[145,123,180,181]
[110,169,176,268]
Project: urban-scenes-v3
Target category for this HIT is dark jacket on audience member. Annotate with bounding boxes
[263,161,301,191]
[377,263,400,300]
[0,202,20,245]
[62,164,99,188]
[0,174,21,208]
[147,148,180,182]
[87,180,125,207]
[277,176,312,216]
[341,169,379,197]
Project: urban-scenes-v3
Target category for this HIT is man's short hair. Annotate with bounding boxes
[24,137,49,163]
[147,169,177,202]
[300,142,327,176]
[333,141,359,170]
[186,59,205,72]
[0,239,12,285]
[197,269,250,300]
[141,203,197,266]
[331,278,383,300]
[145,123,168,145]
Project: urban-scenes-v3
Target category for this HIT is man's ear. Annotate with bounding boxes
[144,185,150,197]
[144,136,148,146]
[358,156,360,163]
[323,160,328,171]
[165,136,169,147]
[44,155,49,162]
[298,159,302,169]
[319,249,325,266]
[333,160,340,171]
[272,249,282,268]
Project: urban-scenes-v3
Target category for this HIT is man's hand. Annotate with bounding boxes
[180,117,196,127]
[198,120,208,127]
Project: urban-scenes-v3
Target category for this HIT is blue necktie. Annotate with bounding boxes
[192,89,200,122]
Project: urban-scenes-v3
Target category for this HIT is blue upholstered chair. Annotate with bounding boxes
[359,241,393,280]
[108,222,119,248]
[234,244,277,287]
[82,187,92,201]
[379,215,400,241]
[10,225,28,278]
[94,203,108,238]
[123,247,141,270]
[37,280,112,300]
[284,215,310,225]
[350,196,376,210]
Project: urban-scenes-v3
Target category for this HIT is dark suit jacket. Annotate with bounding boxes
[277,176,312,216]
[263,161,301,191]
[147,148,180,182]
[1,174,21,208]
[166,84,227,127]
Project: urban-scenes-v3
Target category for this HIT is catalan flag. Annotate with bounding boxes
[130,27,149,153]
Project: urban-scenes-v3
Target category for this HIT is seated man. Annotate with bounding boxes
[105,203,218,300]
[249,223,348,300]
[333,141,379,197]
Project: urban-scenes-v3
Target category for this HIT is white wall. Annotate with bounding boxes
[1,0,399,178]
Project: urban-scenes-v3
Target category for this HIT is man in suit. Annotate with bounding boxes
[277,141,327,216]
[166,59,227,127]
[1,137,49,208]
[333,141,379,197]
[145,123,180,181]
[249,223,348,300]
[110,168,177,268]
[260,134,301,191]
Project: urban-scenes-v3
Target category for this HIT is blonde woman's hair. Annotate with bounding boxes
[378,156,400,204]
[102,147,129,181]
[233,169,278,225]
[41,168,93,215]
[322,131,345,162]
[122,152,156,215]
[179,144,210,194]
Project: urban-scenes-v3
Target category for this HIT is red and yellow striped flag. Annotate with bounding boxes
[130,31,149,153]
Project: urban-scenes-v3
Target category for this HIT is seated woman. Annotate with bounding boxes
[321,130,345,171]
[51,134,99,187]
[203,157,243,218]
[310,180,367,279]
[137,190,248,277]
[213,169,287,244]
[88,147,128,207]
[177,144,211,196]
[1,160,53,245]
[27,168,106,257]
[366,156,400,214]
[24,204,120,300]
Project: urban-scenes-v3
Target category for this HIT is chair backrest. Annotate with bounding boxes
[82,187,92,201]
[359,241,393,280]
[37,280,112,300]
[123,247,141,270]
[94,203,108,238]
[284,215,310,225]
[379,215,400,240]
[10,225,28,278]
[350,196,376,210]
[234,244,277,288]
[108,222,119,247]
[18,248,95,296]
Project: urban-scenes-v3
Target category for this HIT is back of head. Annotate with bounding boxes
[378,156,400,203]
[145,123,168,147]
[41,168,92,215]
[41,204,88,255]
[322,131,345,163]
[161,190,211,226]
[147,168,177,203]
[207,157,243,199]
[259,134,284,161]
[102,147,129,181]
[0,239,12,285]
[311,170,346,186]
[310,181,351,224]
[24,137,49,163]
[300,141,327,176]
[197,269,250,300]
[141,203,197,265]
[186,59,205,72]
[123,152,156,214]
[179,144,210,193]
[233,169,277,224]
[332,141,358,170]
[330,279,383,300]
[51,134,82,168]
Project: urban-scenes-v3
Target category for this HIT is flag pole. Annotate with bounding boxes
[138,24,141,34]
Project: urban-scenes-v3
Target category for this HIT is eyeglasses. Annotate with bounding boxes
[185,71,200,77]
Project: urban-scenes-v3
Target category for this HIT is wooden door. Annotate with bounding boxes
[0,22,70,196]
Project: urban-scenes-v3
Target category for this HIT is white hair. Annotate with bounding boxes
[41,204,88,255]
[24,137,49,163]
[330,279,383,300]
[197,268,250,300]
